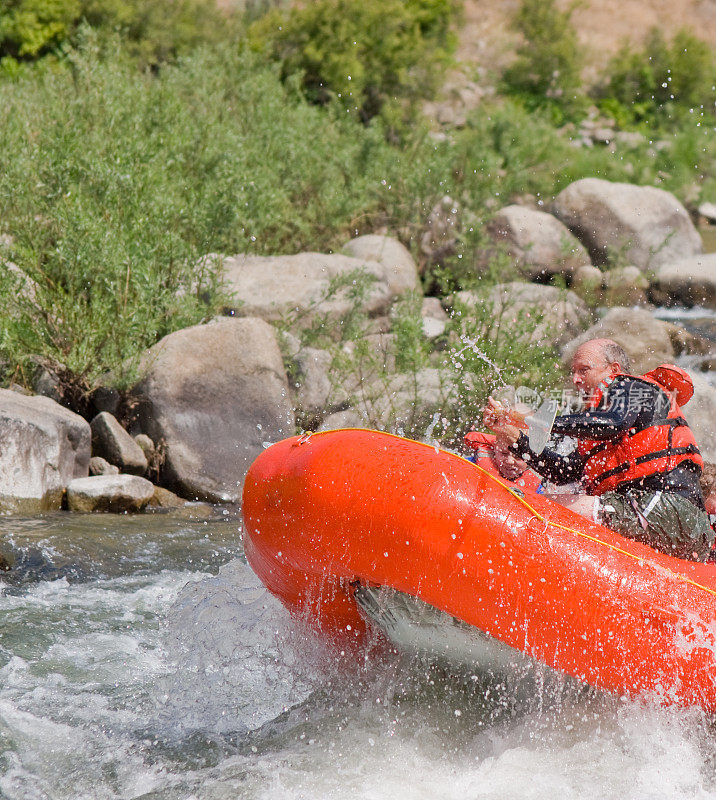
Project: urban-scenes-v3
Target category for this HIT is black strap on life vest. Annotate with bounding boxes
[634,445,701,466]
[583,440,610,459]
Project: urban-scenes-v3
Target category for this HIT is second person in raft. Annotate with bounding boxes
[485,338,714,562]
[464,430,545,491]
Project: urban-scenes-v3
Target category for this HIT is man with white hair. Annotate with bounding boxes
[486,338,713,561]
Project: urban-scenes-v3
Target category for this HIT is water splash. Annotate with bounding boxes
[155,560,322,737]
[450,336,507,385]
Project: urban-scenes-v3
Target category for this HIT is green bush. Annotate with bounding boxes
[0,42,361,391]
[280,269,564,444]
[80,0,232,68]
[247,0,460,126]
[436,291,565,446]
[598,28,715,125]
[501,0,583,119]
[0,0,80,60]
[0,0,233,70]
[0,40,455,394]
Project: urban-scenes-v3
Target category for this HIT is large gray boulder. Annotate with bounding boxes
[148,484,187,510]
[560,307,675,374]
[221,252,396,321]
[571,264,605,302]
[683,371,716,463]
[293,334,403,428]
[89,456,120,476]
[66,475,154,513]
[486,205,591,281]
[318,408,368,432]
[130,317,294,503]
[90,412,148,475]
[318,368,452,436]
[341,235,420,295]
[552,178,703,270]
[0,390,90,513]
[421,297,448,339]
[651,253,716,309]
[660,321,712,359]
[421,195,460,266]
[291,346,334,424]
[603,265,649,306]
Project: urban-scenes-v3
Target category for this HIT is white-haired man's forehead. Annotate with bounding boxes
[573,341,609,362]
[574,339,628,364]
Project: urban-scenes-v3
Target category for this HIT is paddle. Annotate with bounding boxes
[525,397,558,455]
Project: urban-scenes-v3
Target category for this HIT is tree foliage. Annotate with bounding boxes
[0,0,80,58]
[598,28,715,124]
[247,0,461,125]
[0,0,231,70]
[501,0,583,109]
[0,34,714,397]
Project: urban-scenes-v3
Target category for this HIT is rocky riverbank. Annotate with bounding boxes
[1,176,716,515]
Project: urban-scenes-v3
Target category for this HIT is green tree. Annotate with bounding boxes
[501,0,583,111]
[0,0,232,70]
[248,0,460,125]
[0,0,80,59]
[599,28,715,124]
[81,0,231,68]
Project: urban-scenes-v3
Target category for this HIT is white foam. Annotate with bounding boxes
[2,558,716,799]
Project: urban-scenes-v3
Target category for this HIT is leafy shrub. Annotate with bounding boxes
[435,291,565,444]
[280,267,564,444]
[598,28,715,125]
[501,0,583,119]
[0,0,232,70]
[247,0,460,125]
[0,0,80,60]
[0,40,456,394]
[81,0,233,68]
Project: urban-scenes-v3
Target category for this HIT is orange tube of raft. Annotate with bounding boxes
[242,429,716,710]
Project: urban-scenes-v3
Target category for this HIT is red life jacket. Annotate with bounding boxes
[464,431,543,492]
[578,371,703,496]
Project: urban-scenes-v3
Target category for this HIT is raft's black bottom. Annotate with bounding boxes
[354,584,583,697]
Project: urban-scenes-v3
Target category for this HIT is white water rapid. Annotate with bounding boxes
[0,513,715,799]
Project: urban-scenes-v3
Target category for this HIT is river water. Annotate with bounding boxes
[1,512,716,799]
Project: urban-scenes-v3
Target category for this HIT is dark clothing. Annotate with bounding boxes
[600,489,713,561]
[511,375,706,509]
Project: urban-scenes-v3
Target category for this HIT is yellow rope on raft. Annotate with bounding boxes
[466,459,716,600]
[295,428,716,601]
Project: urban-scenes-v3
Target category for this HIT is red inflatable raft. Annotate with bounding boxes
[242,429,716,710]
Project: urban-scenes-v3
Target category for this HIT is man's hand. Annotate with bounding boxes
[483,397,521,449]
[483,396,528,431]
[483,396,507,428]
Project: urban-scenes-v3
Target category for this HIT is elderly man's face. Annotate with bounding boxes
[492,440,528,481]
[570,341,619,397]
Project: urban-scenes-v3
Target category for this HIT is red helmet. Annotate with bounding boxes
[643,364,694,406]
